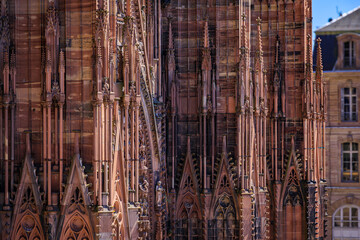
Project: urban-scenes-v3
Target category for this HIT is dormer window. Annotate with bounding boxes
[344,41,355,68]
[335,33,360,70]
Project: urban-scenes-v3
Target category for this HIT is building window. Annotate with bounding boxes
[341,87,357,122]
[334,206,359,228]
[333,205,360,240]
[342,142,359,182]
[344,41,355,68]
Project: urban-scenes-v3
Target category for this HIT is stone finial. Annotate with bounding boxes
[315,38,323,83]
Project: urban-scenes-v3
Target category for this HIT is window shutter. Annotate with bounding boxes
[341,88,345,121]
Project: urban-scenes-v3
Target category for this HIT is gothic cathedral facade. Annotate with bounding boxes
[0,0,327,239]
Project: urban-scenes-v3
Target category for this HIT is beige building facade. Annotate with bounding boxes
[316,6,360,240]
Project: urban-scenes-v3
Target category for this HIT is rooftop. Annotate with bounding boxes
[315,6,360,34]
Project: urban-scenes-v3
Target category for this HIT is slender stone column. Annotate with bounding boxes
[4,103,9,205]
[55,104,58,165]
[104,102,109,205]
[135,97,140,202]
[43,103,47,193]
[124,97,129,201]
[10,104,14,192]
[99,102,103,206]
[130,99,135,202]
[59,102,64,199]
[47,102,52,205]
[0,104,3,186]
[108,101,113,204]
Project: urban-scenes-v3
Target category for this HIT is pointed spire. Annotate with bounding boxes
[255,17,263,65]
[167,18,176,73]
[59,49,65,69]
[222,135,227,156]
[168,19,174,50]
[96,37,103,69]
[202,20,211,71]
[10,50,16,95]
[315,38,323,83]
[59,50,65,94]
[46,48,52,68]
[306,34,313,75]
[186,136,191,159]
[240,13,248,51]
[25,130,31,156]
[10,51,15,69]
[3,51,9,95]
[275,35,280,66]
[204,20,210,49]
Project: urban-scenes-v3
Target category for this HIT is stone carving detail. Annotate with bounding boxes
[19,187,37,214]
[59,187,93,240]
[284,169,303,207]
[13,187,45,240]
[61,213,92,240]
[112,194,125,239]
[156,181,164,207]
[68,188,86,215]
[137,112,152,239]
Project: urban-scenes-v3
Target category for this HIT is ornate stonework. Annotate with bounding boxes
[0,0,326,239]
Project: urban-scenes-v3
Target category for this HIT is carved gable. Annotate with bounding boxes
[175,138,202,220]
[11,155,44,240]
[57,154,94,240]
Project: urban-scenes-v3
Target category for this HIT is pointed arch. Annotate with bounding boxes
[280,141,305,207]
[210,149,239,220]
[175,146,202,220]
[279,140,306,240]
[211,193,238,239]
[57,154,95,240]
[174,138,203,239]
[11,154,45,240]
[208,144,240,239]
